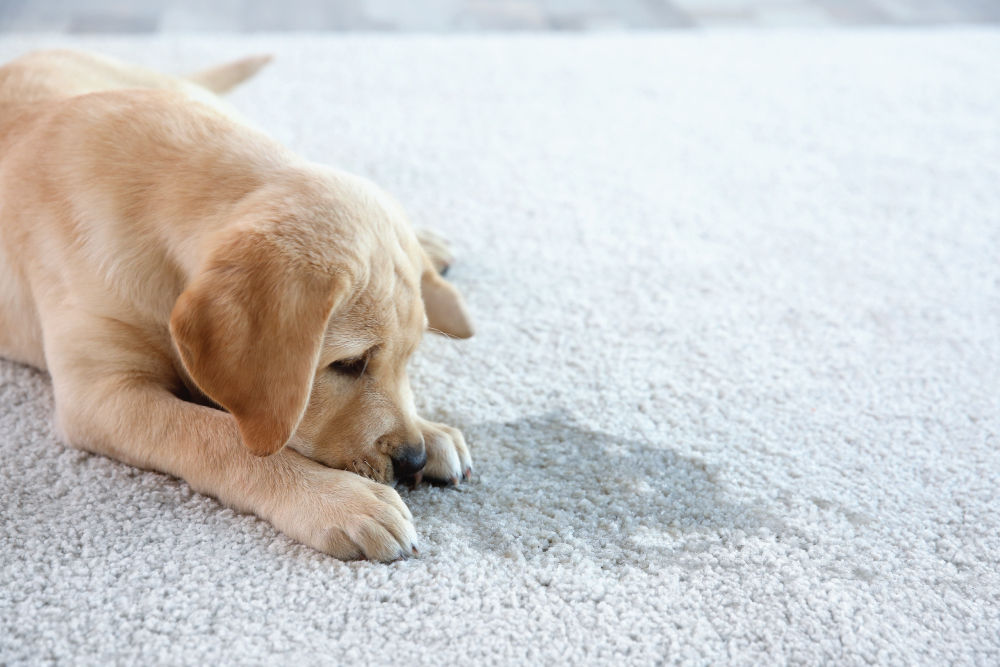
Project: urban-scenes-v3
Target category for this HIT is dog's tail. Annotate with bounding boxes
[187,54,273,94]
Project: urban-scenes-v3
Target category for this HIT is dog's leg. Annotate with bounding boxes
[418,417,473,485]
[44,327,417,560]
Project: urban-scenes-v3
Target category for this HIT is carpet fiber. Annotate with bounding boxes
[1,31,999,664]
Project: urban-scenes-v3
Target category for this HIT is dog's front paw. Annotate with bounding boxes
[416,229,454,275]
[272,466,418,561]
[418,418,472,485]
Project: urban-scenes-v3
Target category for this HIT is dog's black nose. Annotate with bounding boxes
[391,444,427,478]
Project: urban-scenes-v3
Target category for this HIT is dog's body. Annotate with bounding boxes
[0,50,473,561]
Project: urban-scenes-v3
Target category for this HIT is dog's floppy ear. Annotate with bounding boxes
[170,232,342,456]
[422,268,474,339]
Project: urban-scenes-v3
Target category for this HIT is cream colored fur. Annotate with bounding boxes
[0,49,474,561]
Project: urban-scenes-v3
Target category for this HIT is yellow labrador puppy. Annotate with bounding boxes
[0,50,474,561]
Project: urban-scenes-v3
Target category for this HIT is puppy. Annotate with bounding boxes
[0,50,474,561]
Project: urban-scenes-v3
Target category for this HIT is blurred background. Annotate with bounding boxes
[0,0,996,32]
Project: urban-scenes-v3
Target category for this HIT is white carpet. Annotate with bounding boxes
[1,31,999,665]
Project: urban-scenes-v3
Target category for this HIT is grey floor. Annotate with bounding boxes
[0,0,997,32]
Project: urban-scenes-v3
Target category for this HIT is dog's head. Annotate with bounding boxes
[169,170,472,482]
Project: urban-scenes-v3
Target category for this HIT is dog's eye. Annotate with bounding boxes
[329,354,369,378]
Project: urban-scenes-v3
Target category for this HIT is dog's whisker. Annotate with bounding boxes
[427,326,460,340]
